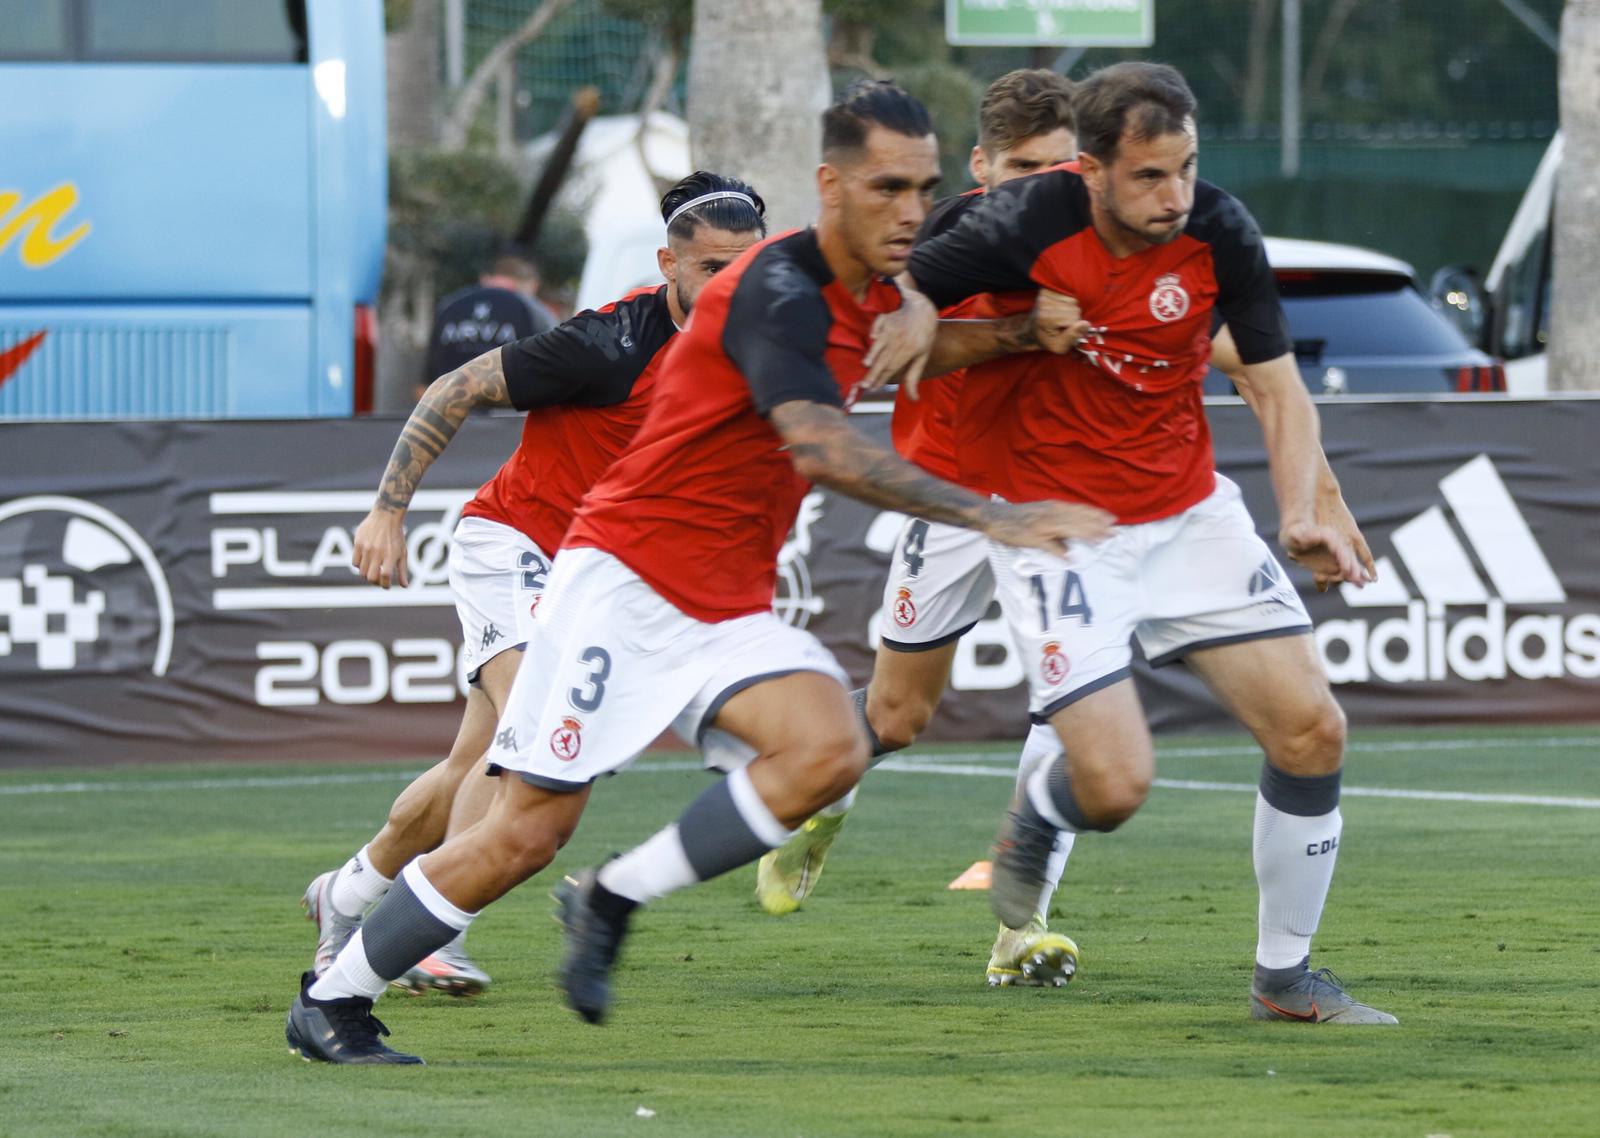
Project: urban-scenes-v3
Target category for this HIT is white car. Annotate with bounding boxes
[1218,236,1502,396]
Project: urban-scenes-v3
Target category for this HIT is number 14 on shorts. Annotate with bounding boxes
[1029,570,1093,632]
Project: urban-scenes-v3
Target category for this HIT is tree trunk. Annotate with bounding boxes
[1551,0,1600,391]
[387,0,441,147]
[688,0,829,233]
[1241,0,1277,130]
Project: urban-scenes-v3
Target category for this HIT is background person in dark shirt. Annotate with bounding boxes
[419,249,559,399]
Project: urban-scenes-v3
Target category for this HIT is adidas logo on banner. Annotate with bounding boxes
[1317,455,1600,684]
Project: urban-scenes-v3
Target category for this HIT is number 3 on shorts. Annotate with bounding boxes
[1028,570,1094,633]
[569,646,612,712]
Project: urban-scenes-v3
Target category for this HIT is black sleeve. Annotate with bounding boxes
[909,170,1075,308]
[722,249,843,415]
[499,288,672,411]
[1191,185,1292,365]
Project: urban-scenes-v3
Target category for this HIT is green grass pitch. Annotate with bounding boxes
[2,726,1597,1137]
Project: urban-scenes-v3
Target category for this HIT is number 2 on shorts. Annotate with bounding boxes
[1028,570,1094,632]
[569,646,611,712]
[902,519,930,578]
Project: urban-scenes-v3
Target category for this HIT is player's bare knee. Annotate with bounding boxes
[799,731,868,803]
[870,691,935,752]
[1076,772,1150,831]
[1274,699,1346,775]
[494,822,562,880]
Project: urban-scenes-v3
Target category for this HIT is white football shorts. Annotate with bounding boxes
[989,475,1312,720]
[877,516,995,651]
[448,515,552,684]
[488,546,849,790]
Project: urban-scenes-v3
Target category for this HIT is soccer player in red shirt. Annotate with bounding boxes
[294,172,768,1003]
[287,82,1113,1062]
[910,63,1394,1024]
[754,70,1082,972]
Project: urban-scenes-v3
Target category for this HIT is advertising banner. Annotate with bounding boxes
[2,399,1596,766]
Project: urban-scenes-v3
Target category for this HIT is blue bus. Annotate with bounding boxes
[0,0,386,418]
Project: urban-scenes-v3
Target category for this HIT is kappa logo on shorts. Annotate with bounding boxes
[892,586,917,628]
[1041,641,1070,686]
[550,717,583,761]
[1248,558,1293,607]
[495,725,519,753]
[481,623,504,650]
[1149,273,1190,323]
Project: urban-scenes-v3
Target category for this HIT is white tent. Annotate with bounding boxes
[525,112,690,313]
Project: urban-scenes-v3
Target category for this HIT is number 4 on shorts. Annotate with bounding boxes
[1028,570,1093,633]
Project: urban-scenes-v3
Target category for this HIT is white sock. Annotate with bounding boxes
[600,767,793,903]
[328,844,393,917]
[1015,722,1061,786]
[818,785,857,818]
[1036,831,1076,918]
[599,824,699,904]
[309,861,475,1001]
[1253,793,1342,969]
[308,929,390,1001]
[1025,762,1078,832]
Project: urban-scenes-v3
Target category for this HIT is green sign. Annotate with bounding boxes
[946,0,1154,47]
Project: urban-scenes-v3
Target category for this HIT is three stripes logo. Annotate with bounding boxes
[1317,455,1600,684]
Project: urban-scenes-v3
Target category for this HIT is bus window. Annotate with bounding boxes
[0,1,307,63]
[0,0,70,57]
[84,0,307,64]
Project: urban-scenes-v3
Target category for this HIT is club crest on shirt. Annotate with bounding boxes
[892,586,917,628]
[1041,641,1070,686]
[1148,273,1190,323]
[550,716,583,761]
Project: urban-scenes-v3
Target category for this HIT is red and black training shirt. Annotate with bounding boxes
[909,167,1291,522]
[565,229,903,623]
[461,285,676,554]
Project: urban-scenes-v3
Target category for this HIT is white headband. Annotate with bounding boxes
[666,190,757,229]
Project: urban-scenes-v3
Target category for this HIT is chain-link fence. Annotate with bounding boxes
[460,0,663,140]
[455,0,1560,281]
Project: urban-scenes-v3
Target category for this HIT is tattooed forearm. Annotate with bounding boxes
[923,315,1035,378]
[374,350,513,513]
[769,401,994,531]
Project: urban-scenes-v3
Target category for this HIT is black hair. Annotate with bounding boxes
[821,80,934,160]
[659,171,768,242]
[1073,62,1196,162]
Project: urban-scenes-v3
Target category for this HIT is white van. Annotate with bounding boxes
[1432,134,1558,394]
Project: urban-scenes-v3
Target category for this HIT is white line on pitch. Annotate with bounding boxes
[917,736,1600,764]
[4,754,1599,809]
[873,762,1600,809]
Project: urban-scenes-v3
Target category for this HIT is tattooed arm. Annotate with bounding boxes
[768,401,1112,556]
[353,350,511,589]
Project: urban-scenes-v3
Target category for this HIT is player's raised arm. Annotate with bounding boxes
[1202,200,1375,591]
[354,306,642,589]
[354,348,513,589]
[768,399,1111,556]
[907,171,1067,309]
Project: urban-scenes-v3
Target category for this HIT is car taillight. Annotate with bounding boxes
[354,304,378,415]
[1455,363,1506,393]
